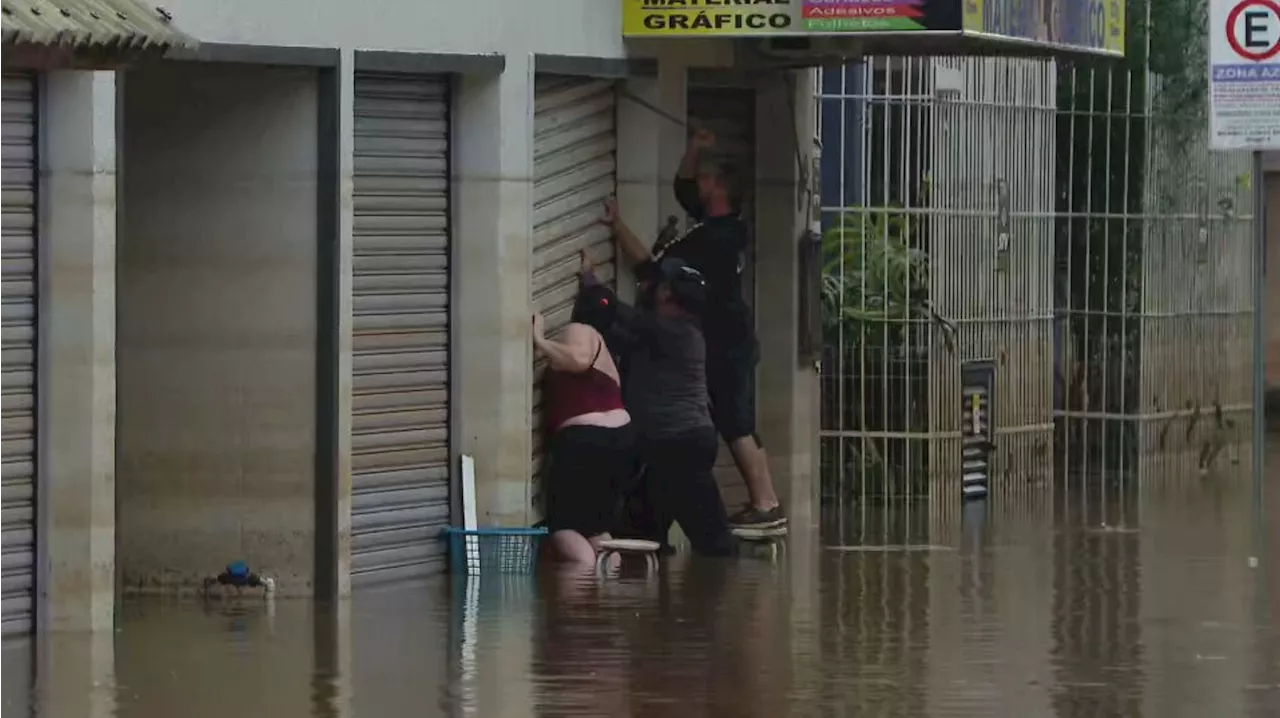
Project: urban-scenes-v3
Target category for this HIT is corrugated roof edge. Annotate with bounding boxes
[1,0,198,51]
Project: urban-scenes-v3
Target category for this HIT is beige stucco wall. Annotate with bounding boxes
[117,64,320,594]
[26,48,820,627]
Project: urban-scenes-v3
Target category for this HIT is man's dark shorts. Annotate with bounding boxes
[706,338,759,445]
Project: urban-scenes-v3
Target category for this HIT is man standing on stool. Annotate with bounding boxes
[602,127,785,530]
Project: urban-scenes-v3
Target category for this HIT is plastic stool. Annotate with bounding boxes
[596,538,660,576]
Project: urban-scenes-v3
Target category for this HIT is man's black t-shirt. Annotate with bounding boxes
[642,178,754,352]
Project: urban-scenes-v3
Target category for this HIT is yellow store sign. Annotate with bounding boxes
[623,0,935,36]
[621,0,1124,56]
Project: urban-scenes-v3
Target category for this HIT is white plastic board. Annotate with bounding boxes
[460,454,480,574]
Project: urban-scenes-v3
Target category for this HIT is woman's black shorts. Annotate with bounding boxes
[543,423,636,538]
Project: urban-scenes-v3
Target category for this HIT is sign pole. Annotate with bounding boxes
[1209,0,1275,567]
[1251,149,1266,569]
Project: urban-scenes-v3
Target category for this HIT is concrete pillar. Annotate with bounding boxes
[655,61,690,230]
[754,71,820,529]
[37,632,115,717]
[313,600,354,717]
[331,49,356,598]
[38,70,117,632]
[452,56,536,526]
[615,75,664,302]
[743,69,826,699]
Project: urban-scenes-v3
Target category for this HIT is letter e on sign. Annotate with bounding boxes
[1228,0,1280,61]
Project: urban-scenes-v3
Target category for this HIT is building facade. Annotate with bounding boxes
[1,0,821,635]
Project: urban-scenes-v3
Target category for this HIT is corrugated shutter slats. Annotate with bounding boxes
[1,72,37,635]
[351,72,452,584]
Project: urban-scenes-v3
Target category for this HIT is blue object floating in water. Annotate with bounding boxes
[226,560,249,578]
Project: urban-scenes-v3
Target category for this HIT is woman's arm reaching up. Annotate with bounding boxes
[600,196,654,266]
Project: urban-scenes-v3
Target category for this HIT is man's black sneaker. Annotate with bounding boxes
[728,504,787,529]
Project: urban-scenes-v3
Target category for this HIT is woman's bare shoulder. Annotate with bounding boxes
[562,321,603,343]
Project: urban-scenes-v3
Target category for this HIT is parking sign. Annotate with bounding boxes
[1209,0,1280,149]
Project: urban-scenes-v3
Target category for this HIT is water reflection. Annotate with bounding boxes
[3,468,1278,717]
[2,637,33,717]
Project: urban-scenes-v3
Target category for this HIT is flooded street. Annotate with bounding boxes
[5,459,1279,717]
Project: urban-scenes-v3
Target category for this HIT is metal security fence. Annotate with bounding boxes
[1056,9,1255,493]
[818,57,937,506]
[818,56,1059,508]
[1134,91,1255,487]
[817,0,1258,509]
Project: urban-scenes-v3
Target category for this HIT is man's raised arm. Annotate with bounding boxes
[673,128,715,220]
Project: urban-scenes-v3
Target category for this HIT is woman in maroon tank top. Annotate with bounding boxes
[533,284,635,566]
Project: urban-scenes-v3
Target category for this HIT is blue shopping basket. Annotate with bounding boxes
[441,527,547,575]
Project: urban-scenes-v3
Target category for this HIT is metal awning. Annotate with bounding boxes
[1,0,197,51]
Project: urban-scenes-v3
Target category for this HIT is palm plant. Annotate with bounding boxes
[820,206,932,500]
[820,206,930,344]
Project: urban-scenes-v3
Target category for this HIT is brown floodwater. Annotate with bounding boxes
[4,458,1279,717]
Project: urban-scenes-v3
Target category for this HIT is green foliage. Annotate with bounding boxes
[819,207,933,497]
[819,207,929,343]
[1146,0,1208,150]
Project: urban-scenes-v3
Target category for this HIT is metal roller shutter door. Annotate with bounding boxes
[687,84,758,511]
[351,72,452,584]
[531,75,619,511]
[1,73,37,635]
